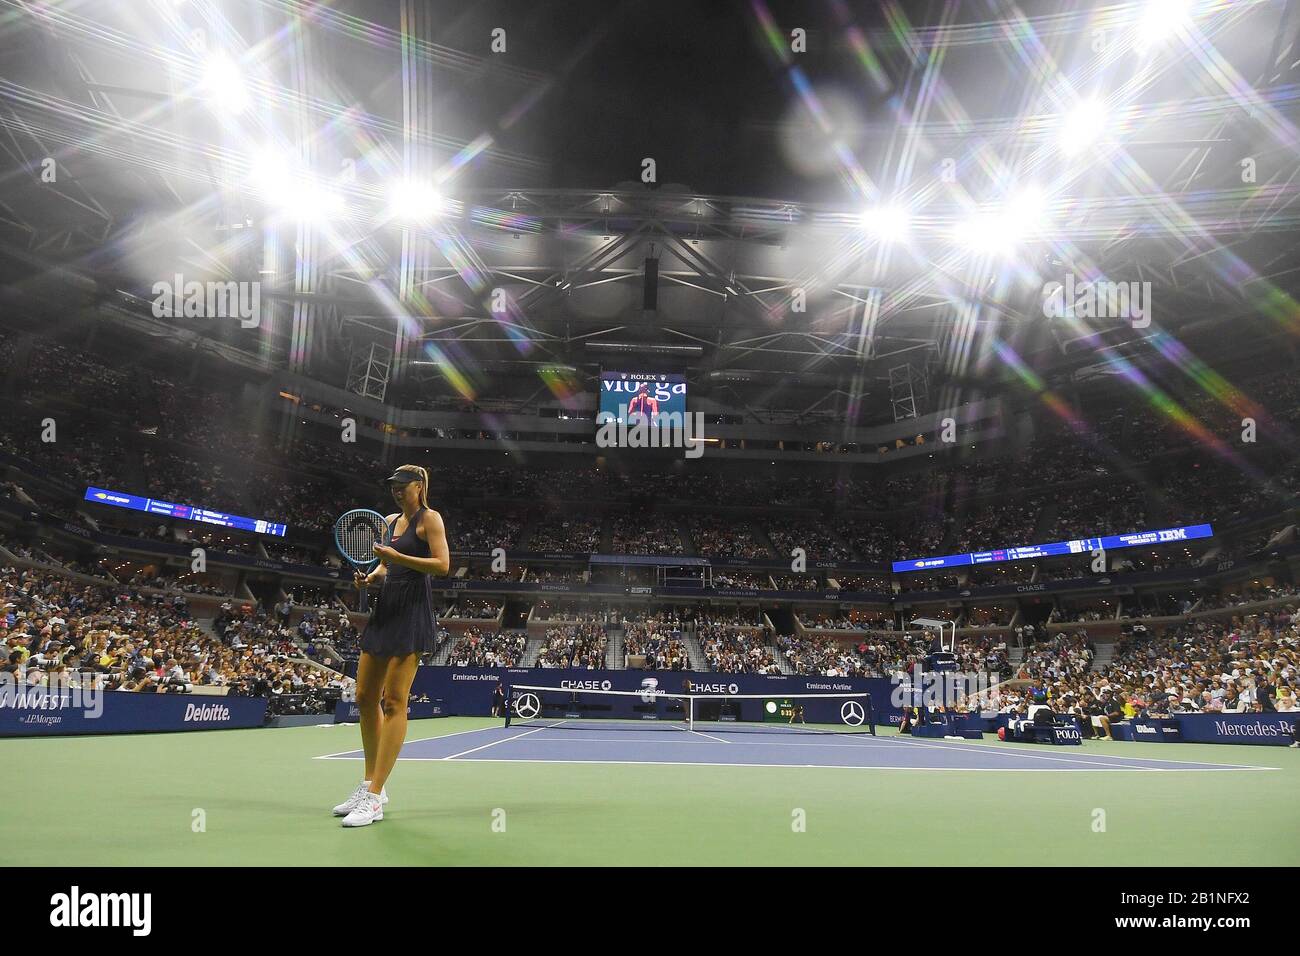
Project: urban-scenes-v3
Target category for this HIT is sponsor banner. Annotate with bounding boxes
[659,586,889,603]
[894,523,1214,573]
[84,486,287,537]
[1176,713,1295,745]
[897,566,1206,603]
[58,531,340,580]
[440,581,890,603]
[1129,717,1183,742]
[704,556,890,573]
[0,688,267,737]
[1114,714,1293,745]
[333,697,443,723]
[412,666,898,726]
[455,551,588,562]
[96,533,192,557]
[1052,725,1084,745]
[440,581,625,597]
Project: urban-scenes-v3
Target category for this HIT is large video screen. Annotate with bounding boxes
[597,372,687,425]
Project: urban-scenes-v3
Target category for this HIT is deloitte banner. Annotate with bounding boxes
[411,666,899,726]
[0,687,268,737]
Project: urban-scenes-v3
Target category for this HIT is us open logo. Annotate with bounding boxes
[640,677,660,703]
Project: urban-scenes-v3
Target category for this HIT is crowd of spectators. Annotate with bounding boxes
[609,514,684,555]
[1,566,350,714]
[444,599,500,620]
[800,608,891,630]
[1000,609,1299,729]
[446,629,526,667]
[698,624,780,674]
[689,513,770,559]
[535,622,608,669]
[452,510,526,552]
[777,635,875,677]
[527,514,602,552]
[765,516,853,561]
[622,620,690,670]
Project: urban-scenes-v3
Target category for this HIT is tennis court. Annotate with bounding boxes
[3,717,1293,867]
[319,719,1270,772]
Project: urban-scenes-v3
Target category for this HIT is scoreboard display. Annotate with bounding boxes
[84,487,288,537]
[764,699,797,722]
[892,523,1213,573]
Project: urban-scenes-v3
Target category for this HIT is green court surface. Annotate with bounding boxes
[2,718,1296,866]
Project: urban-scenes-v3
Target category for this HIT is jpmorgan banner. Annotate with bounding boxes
[0,687,268,737]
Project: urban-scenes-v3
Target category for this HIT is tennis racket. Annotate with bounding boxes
[333,508,391,613]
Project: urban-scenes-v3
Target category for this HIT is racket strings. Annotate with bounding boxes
[338,514,385,564]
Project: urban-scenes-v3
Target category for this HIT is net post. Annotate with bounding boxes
[687,694,694,732]
[503,683,512,728]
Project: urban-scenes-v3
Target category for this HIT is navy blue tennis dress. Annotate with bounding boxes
[360,508,439,657]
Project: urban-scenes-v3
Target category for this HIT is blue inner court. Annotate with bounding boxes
[322,723,1270,772]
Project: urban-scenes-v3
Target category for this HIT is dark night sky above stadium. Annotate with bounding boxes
[346,0,904,199]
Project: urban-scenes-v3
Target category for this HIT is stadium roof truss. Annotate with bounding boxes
[0,0,1297,415]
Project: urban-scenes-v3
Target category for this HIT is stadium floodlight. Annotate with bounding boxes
[1134,0,1193,54]
[201,54,249,115]
[248,148,345,223]
[1002,185,1047,239]
[952,212,1009,256]
[386,178,443,221]
[859,204,910,242]
[1057,98,1108,156]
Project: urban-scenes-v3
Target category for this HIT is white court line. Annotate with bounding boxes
[312,723,1274,772]
[457,734,1266,770]
[698,726,1260,770]
[312,721,512,759]
[870,733,1262,771]
[668,723,732,744]
[440,722,567,760]
[342,755,1274,772]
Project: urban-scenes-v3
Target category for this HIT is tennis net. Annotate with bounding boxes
[504,684,875,735]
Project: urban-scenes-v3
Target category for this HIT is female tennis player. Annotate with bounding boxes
[334,465,450,827]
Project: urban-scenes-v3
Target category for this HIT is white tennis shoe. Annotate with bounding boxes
[333,781,388,816]
[341,791,384,827]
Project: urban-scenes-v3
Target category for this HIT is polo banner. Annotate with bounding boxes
[0,686,268,737]
[411,666,898,726]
